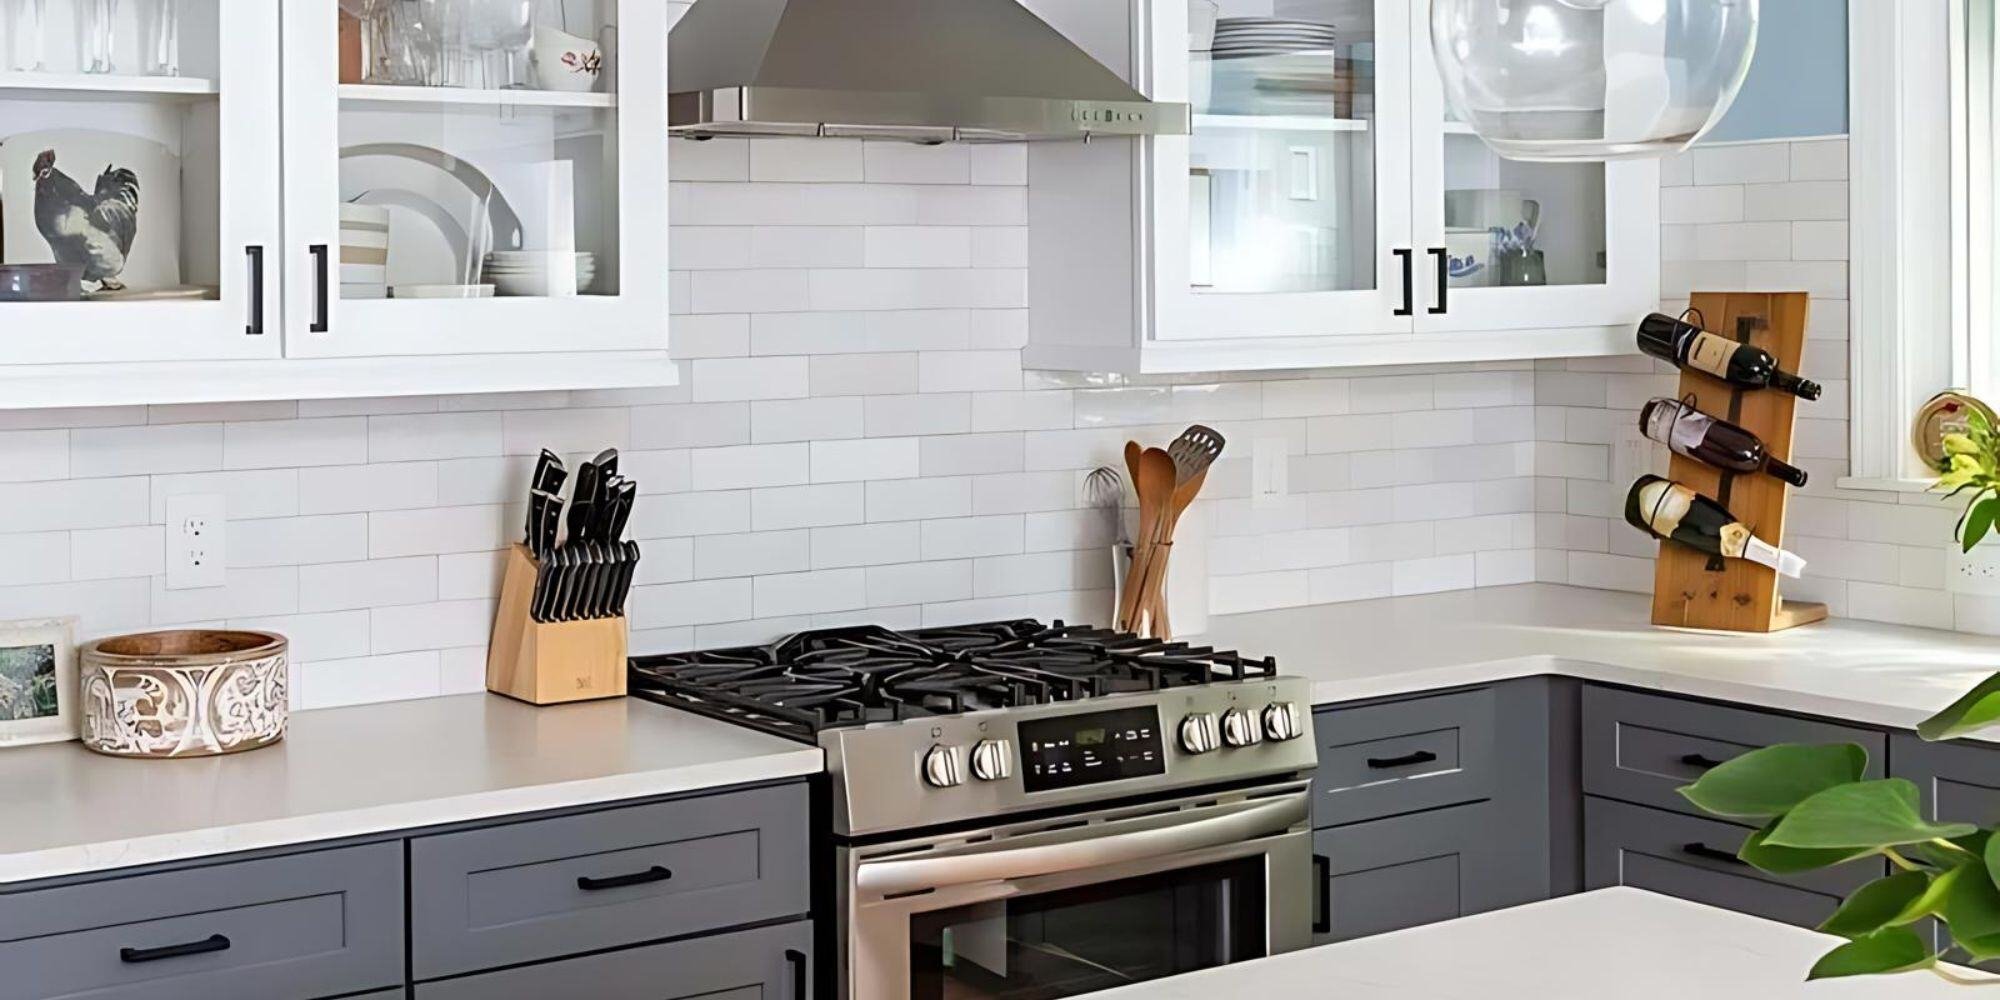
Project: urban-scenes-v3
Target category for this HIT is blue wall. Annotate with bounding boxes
[1702,0,1849,142]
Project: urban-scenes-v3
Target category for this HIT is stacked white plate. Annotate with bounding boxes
[1211,16,1337,59]
[338,203,391,300]
[485,251,598,297]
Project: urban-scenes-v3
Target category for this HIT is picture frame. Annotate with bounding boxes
[0,616,78,748]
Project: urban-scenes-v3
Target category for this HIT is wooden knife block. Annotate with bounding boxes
[486,543,628,705]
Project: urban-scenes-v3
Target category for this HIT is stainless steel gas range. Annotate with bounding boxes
[630,621,1318,1000]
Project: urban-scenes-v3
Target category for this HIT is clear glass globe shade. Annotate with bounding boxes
[1430,0,1759,161]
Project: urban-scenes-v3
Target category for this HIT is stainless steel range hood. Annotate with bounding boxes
[667,0,1190,142]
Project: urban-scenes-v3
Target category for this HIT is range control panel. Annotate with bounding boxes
[1017,706,1166,793]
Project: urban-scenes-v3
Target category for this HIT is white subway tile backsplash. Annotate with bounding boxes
[234,514,370,568]
[299,556,436,612]
[71,423,221,477]
[370,413,501,461]
[753,398,866,443]
[225,418,367,469]
[811,353,920,396]
[811,522,921,568]
[296,463,438,515]
[754,568,869,617]
[811,438,920,482]
[922,515,1024,559]
[692,443,811,491]
[695,530,812,578]
[71,525,164,581]
[372,599,493,654]
[694,357,811,402]
[751,483,867,530]
[369,505,510,558]
[868,560,974,606]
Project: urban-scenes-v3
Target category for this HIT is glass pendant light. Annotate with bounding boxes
[1431,0,1760,161]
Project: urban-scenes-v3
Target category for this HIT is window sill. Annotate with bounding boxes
[1835,476,1940,494]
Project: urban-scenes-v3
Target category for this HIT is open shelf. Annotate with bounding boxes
[0,71,219,100]
[339,84,616,109]
[1194,113,1370,133]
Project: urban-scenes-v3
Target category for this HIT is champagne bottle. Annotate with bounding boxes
[1624,475,1807,578]
[1639,397,1809,487]
[1636,313,1822,401]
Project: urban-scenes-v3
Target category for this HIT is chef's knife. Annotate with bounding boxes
[568,458,602,547]
[524,450,567,553]
[592,448,619,482]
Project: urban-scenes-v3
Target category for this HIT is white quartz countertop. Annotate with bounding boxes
[1094,888,1970,998]
[0,693,821,886]
[1201,584,2000,735]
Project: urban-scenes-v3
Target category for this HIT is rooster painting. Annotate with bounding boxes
[31,149,139,292]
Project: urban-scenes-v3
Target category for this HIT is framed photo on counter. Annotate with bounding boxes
[0,617,78,747]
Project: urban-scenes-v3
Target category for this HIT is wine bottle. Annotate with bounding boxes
[1624,475,1807,578]
[1639,397,1810,487]
[1636,313,1823,400]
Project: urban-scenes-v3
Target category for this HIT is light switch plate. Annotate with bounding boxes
[167,493,226,590]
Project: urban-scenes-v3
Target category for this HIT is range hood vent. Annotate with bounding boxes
[667,0,1189,142]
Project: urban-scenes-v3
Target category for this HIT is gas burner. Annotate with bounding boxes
[628,620,1278,742]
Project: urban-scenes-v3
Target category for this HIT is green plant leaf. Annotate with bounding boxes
[1947,862,2000,942]
[1900,863,1970,925]
[1738,818,1879,874]
[1918,670,2000,741]
[1820,871,1933,938]
[1956,933,2000,963]
[1966,498,2000,553]
[1765,779,1978,850]
[1675,744,1869,820]
[1806,927,1934,980]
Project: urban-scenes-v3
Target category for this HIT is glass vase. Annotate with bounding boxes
[81,0,120,74]
[142,0,179,77]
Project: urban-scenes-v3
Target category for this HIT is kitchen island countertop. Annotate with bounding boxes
[1202,583,2000,734]
[1094,887,1972,998]
[0,693,820,886]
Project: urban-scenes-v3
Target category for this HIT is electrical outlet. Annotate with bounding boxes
[1950,544,2000,597]
[166,493,226,590]
[1252,437,1289,510]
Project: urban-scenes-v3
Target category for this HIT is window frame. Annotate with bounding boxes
[1847,0,1973,490]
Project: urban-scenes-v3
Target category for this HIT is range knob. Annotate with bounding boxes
[1263,702,1304,742]
[1221,707,1264,748]
[1179,712,1221,755]
[922,744,965,788]
[970,739,1013,781]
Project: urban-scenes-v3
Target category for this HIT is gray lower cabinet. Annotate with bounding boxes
[1582,685,1887,816]
[1311,688,1496,828]
[1583,796,1884,928]
[408,782,810,981]
[0,842,404,1000]
[413,919,812,1000]
[1311,801,1523,945]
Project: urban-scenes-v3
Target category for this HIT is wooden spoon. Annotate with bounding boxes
[1121,447,1177,631]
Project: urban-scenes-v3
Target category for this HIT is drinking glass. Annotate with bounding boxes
[142,0,179,76]
[81,0,120,74]
[468,0,533,89]
[413,0,467,86]
[10,0,48,71]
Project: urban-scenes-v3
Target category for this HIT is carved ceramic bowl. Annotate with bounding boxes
[79,630,289,758]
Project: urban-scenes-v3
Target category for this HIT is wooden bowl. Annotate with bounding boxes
[79,630,289,758]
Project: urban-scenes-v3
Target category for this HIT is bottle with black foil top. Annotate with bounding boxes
[1636,313,1822,400]
[1639,397,1809,487]
[1625,475,1806,578]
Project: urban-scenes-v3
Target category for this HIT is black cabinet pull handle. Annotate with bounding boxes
[576,865,672,891]
[309,243,329,333]
[1366,749,1438,769]
[1428,247,1449,314]
[786,948,809,999]
[1681,752,1727,770]
[1312,854,1332,935]
[245,246,264,336]
[1682,842,1746,866]
[121,933,230,964]
[1393,248,1414,316]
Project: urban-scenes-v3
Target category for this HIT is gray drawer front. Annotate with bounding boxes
[410,782,810,980]
[0,842,403,1000]
[1312,688,1496,828]
[1893,733,2000,827]
[1584,796,1882,928]
[1582,686,1887,816]
[414,919,812,1000]
[1312,806,1475,944]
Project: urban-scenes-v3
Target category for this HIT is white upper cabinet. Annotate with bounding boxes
[1024,0,1660,374]
[0,0,281,365]
[0,0,673,407]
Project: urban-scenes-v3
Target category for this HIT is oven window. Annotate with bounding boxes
[907,858,1266,1000]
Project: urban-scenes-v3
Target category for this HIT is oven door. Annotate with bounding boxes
[841,784,1313,1000]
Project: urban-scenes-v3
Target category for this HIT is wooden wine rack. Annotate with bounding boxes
[1649,291,1827,633]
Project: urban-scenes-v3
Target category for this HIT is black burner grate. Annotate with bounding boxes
[627,620,1278,741]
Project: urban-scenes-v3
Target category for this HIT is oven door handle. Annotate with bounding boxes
[854,796,1305,896]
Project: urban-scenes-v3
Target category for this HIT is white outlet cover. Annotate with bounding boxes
[166,493,227,590]
[1950,544,2000,597]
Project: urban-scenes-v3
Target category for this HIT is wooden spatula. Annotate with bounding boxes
[1120,446,1177,631]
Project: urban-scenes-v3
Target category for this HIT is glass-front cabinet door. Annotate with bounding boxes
[1149,0,1413,341]
[0,0,280,363]
[1406,0,1656,335]
[280,0,666,358]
